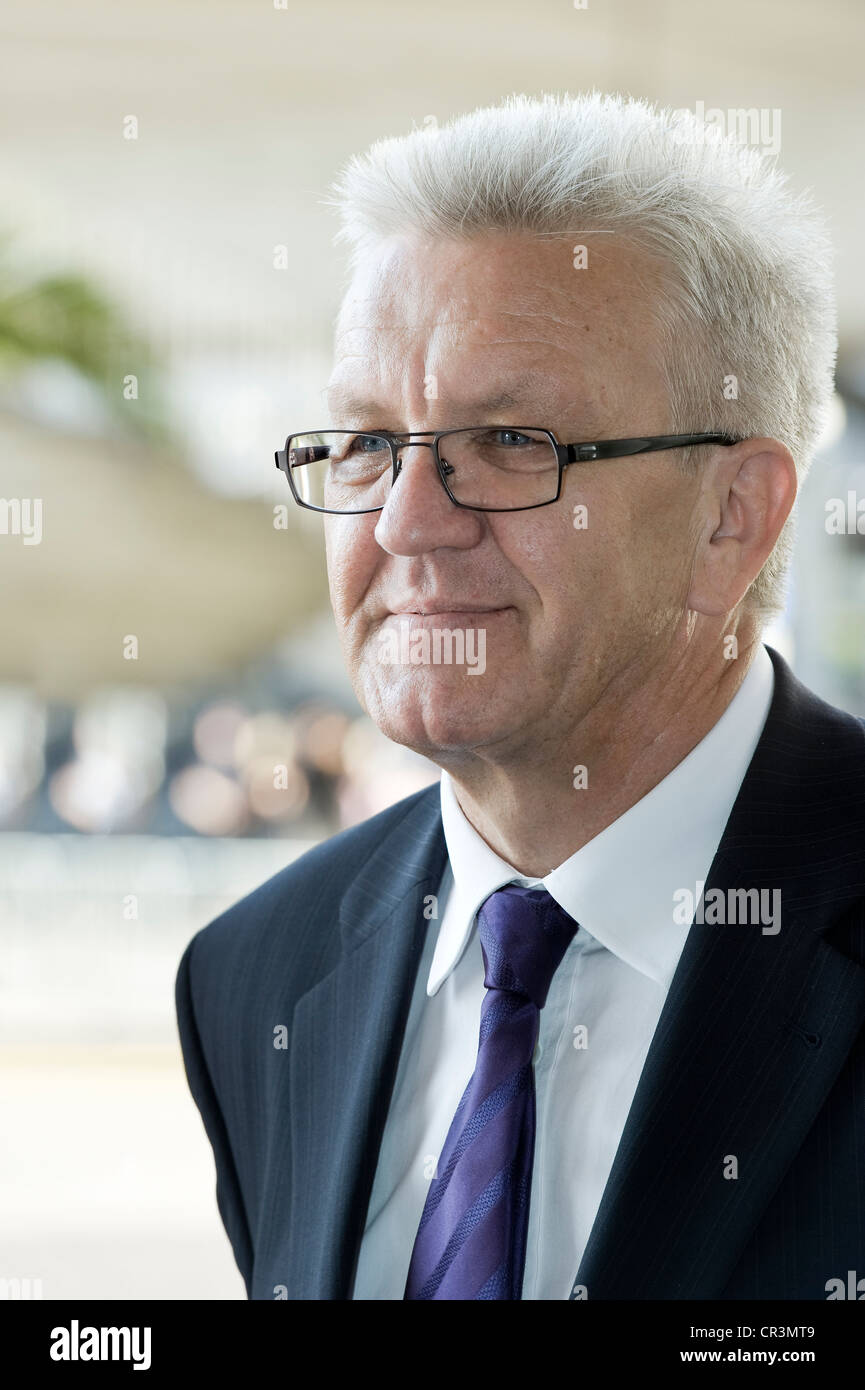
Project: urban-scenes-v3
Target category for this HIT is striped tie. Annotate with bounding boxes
[403,883,579,1300]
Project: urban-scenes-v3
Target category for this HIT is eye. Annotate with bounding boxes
[327,432,388,462]
[494,429,533,447]
[352,433,389,454]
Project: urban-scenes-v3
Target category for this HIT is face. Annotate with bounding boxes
[323,231,705,766]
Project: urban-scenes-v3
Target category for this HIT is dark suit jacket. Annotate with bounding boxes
[175,646,865,1299]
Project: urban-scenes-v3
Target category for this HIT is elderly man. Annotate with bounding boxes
[176,94,865,1300]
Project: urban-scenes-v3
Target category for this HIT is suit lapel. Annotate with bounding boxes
[574,647,865,1298]
[286,784,447,1298]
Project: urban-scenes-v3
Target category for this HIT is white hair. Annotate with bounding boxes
[326,92,837,617]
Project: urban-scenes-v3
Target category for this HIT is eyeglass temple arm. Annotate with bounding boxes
[275,444,332,471]
[563,433,740,464]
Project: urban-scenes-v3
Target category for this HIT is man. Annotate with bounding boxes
[176,93,865,1300]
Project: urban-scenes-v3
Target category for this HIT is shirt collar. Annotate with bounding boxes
[427,643,775,996]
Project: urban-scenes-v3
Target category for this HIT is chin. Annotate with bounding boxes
[362,675,520,757]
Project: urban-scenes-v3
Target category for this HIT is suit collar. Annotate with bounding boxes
[282,785,446,1298]
[711,644,865,933]
[337,784,446,950]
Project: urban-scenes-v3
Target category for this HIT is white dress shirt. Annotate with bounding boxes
[351,645,775,1299]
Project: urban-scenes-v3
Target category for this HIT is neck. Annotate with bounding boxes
[438,624,765,878]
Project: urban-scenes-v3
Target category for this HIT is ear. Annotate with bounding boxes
[687,438,798,618]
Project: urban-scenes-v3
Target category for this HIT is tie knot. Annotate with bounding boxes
[475,884,579,1009]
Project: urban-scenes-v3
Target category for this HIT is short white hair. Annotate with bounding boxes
[327,92,837,617]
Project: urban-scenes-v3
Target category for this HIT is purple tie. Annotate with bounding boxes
[403,883,580,1300]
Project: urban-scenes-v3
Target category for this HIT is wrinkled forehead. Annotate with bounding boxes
[330,231,668,418]
[335,230,660,335]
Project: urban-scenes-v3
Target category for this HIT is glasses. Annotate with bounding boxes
[274,427,741,514]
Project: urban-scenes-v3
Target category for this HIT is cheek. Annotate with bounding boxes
[637,486,700,587]
[499,495,620,619]
[571,471,692,594]
[324,523,376,626]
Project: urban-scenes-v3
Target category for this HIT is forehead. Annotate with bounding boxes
[329,231,666,416]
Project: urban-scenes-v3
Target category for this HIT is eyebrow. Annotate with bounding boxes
[325,379,547,422]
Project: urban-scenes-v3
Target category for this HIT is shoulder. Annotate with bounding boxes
[765,644,865,753]
[178,780,442,989]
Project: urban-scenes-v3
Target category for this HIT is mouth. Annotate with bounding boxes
[387,600,513,615]
[385,606,513,623]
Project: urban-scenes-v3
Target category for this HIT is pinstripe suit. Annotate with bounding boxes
[176,646,865,1299]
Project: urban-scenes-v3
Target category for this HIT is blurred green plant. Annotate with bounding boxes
[0,230,169,442]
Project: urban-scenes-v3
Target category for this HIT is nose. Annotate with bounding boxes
[373,441,483,557]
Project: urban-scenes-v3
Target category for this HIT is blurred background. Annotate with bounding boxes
[1,0,863,1300]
